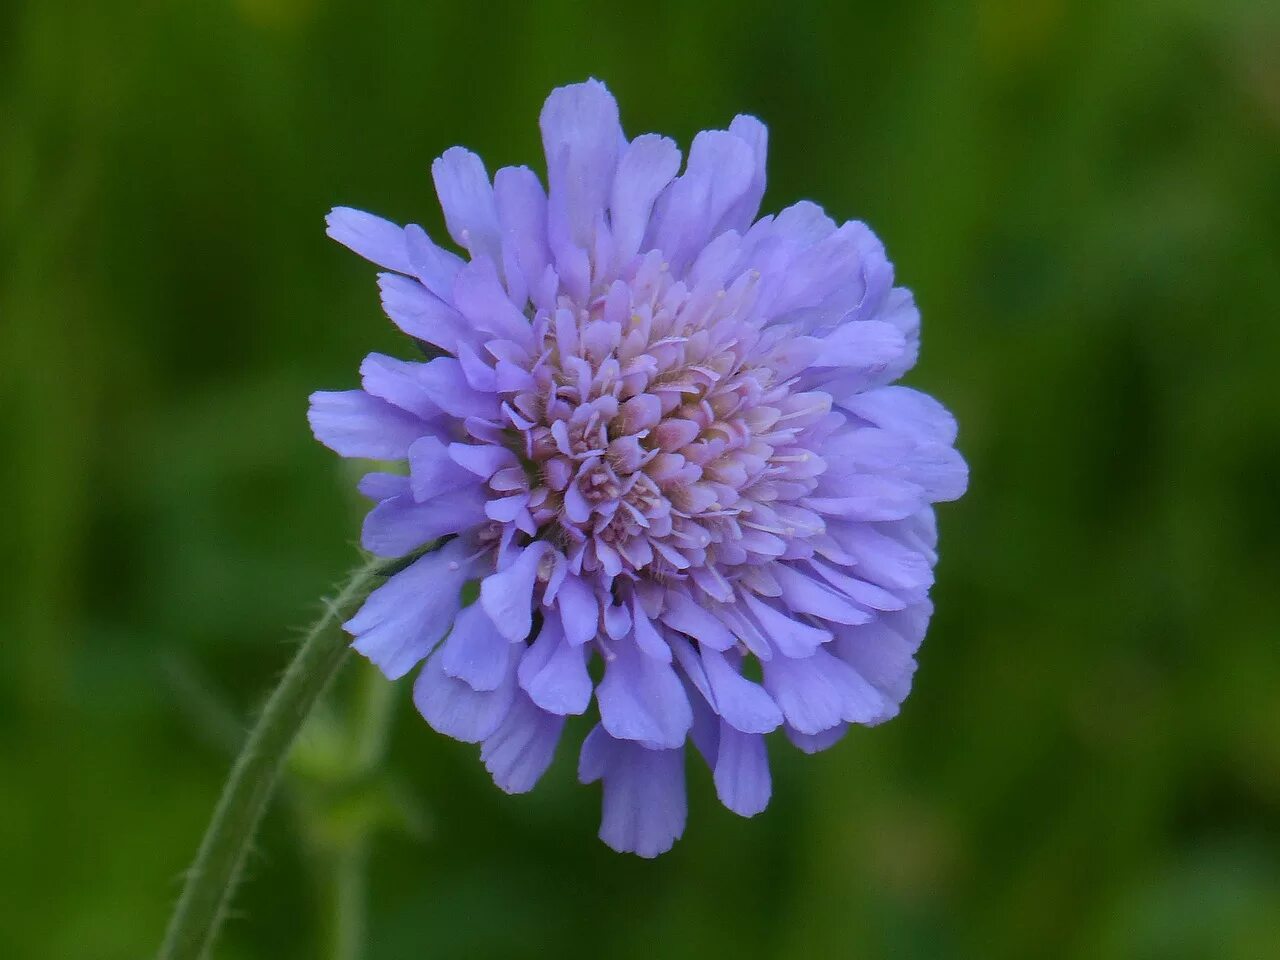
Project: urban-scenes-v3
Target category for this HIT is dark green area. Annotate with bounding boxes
[2,1,1278,958]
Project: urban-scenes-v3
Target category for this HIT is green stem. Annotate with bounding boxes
[157,555,388,960]
[323,666,398,960]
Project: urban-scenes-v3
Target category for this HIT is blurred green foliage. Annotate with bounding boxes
[2,1,1278,958]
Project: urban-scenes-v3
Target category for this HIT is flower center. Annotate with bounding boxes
[488,254,830,587]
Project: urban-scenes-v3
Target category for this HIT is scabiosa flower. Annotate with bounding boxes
[310,80,966,857]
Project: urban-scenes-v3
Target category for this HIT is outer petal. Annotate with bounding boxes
[579,726,687,859]
[308,390,427,460]
[610,134,681,268]
[376,274,470,351]
[360,486,487,557]
[408,436,479,502]
[479,541,552,642]
[326,207,412,274]
[541,79,622,252]
[700,647,783,734]
[718,115,768,234]
[344,538,478,680]
[555,574,600,645]
[440,601,512,692]
[714,724,771,817]
[596,640,692,749]
[517,617,592,715]
[494,165,550,300]
[480,692,566,794]
[413,639,517,744]
[431,146,502,265]
[761,646,892,735]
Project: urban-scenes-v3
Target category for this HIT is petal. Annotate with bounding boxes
[360,487,487,557]
[376,273,470,351]
[786,722,849,754]
[658,590,736,651]
[647,130,754,271]
[556,574,600,645]
[408,436,479,502]
[596,640,692,749]
[440,601,511,691]
[718,115,768,234]
[360,353,443,420]
[413,356,500,420]
[357,471,409,502]
[412,640,516,743]
[803,475,926,522]
[769,565,873,627]
[516,617,593,715]
[494,165,550,300]
[480,692,566,794]
[761,647,892,735]
[739,588,839,656]
[833,601,932,705]
[308,390,426,460]
[630,600,672,663]
[839,385,958,445]
[479,541,552,642]
[580,727,687,858]
[714,724,771,818]
[541,79,622,252]
[448,441,518,479]
[403,224,465,301]
[610,133,681,267]
[344,538,477,680]
[326,207,411,274]
[700,647,783,734]
[431,146,502,264]
[451,257,533,345]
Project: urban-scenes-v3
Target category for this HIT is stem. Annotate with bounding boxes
[158,555,388,960]
[323,666,398,960]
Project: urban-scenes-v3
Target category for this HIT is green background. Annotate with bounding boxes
[3,1,1278,957]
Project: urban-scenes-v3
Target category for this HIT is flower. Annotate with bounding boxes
[309,79,967,857]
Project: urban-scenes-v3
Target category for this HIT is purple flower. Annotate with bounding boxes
[310,80,967,857]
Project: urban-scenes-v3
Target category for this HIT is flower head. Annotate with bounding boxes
[310,80,966,857]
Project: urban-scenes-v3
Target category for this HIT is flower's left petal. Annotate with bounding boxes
[360,353,444,420]
[326,207,412,274]
[480,692,566,794]
[408,436,479,502]
[596,640,692,749]
[714,724,771,818]
[344,538,478,680]
[413,357,501,421]
[308,390,427,459]
[413,640,517,744]
[357,472,409,503]
[360,487,487,558]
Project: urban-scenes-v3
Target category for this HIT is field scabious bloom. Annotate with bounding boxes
[310,80,966,857]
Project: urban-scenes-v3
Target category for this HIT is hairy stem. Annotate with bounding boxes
[157,555,388,960]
